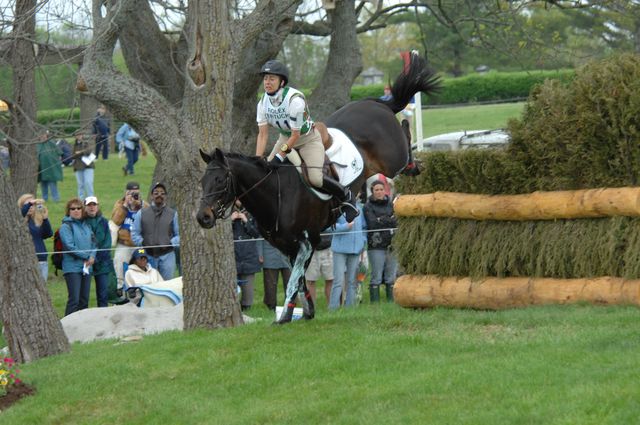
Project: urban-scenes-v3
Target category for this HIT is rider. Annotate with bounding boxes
[255,59,359,223]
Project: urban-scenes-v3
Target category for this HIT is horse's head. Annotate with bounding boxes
[196,148,235,229]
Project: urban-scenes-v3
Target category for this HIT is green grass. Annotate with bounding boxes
[421,102,525,137]
[4,304,640,424]
[8,103,639,423]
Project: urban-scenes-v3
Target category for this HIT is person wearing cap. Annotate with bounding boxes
[109,181,146,288]
[84,196,114,307]
[124,248,164,288]
[60,197,97,316]
[255,59,359,223]
[131,182,180,280]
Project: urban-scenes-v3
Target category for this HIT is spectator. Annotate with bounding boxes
[328,201,367,310]
[380,85,392,101]
[56,138,74,167]
[17,194,53,281]
[92,104,110,160]
[231,201,261,311]
[363,180,398,302]
[83,196,113,308]
[116,123,141,176]
[304,231,333,305]
[109,181,146,289]
[37,130,63,202]
[131,182,180,280]
[71,131,95,199]
[258,240,291,311]
[365,173,395,200]
[59,198,97,316]
[124,248,164,288]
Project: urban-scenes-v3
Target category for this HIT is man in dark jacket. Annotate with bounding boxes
[363,180,398,302]
[92,104,111,160]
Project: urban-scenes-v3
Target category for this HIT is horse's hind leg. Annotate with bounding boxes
[299,276,315,320]
[274,239,314,325]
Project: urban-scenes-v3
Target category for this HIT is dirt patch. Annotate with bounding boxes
[0,382,36,412]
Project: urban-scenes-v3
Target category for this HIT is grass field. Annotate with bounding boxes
[4,103,640,423]
[421,102,525,137]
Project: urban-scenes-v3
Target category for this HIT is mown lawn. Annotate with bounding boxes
[6,102,638,424]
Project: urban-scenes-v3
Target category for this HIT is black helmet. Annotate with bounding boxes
[260,60,289,85]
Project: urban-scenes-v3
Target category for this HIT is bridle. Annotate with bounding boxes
[200,156,275,220]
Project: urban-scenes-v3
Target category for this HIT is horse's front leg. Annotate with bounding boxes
[299,275,315,320]
[274,239,313,325]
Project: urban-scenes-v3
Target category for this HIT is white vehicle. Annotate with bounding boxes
[412,129,510,152]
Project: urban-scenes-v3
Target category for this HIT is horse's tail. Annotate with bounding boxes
[377,53,441,114]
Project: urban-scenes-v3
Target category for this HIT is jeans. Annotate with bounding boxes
[64,272,91,316]
[75,169,95,199]
[38,260,49,281]
[94,272,110,307]
[95,137,109,159]
[368,249,398,286]
[125,147,139,174]
[40,181,60,202]
[329,252,360,309]
[148,250,176,281]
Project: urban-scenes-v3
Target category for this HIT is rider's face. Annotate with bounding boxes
[263,74,282,93]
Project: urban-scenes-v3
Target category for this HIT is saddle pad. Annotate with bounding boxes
[325,127,364,186]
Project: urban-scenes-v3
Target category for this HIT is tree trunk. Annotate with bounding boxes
[394,187,640,220]
[7,0,38,197]
[0,172,70,363]
[394,275,640,310]
[308,0,363,121]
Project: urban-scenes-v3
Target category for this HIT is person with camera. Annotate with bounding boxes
[109,181,147,289]
[231,201,261,311]
[116,123,141,176]
[17,193,53,281]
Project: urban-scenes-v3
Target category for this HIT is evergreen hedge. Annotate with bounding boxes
[395,53,640,280]
[350,69,574,105]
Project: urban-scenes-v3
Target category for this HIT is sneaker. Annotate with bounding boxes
[341,202,360,223]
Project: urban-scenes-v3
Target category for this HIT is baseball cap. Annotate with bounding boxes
[131,248,148,260]
[84,196,99,205]
[126,181,140,190]
[151,182,167,193]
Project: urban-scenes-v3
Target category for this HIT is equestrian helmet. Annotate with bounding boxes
[260,60,289,85]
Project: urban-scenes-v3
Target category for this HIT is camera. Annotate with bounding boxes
[36,204,44,211]
[132,193,139,200]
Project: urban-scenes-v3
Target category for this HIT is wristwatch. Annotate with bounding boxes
[280,144,292,154]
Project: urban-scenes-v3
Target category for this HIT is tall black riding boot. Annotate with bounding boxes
[321,176,359,223]
[385,283,394,302]
[369,285,380,303]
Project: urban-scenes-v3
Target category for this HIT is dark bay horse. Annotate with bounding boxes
[197,54,440,323]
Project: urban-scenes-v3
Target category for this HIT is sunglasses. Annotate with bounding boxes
[69,207,83,211]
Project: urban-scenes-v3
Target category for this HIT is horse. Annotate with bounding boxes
[197,53,440,324]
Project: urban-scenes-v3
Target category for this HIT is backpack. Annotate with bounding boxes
[52,224,72,275]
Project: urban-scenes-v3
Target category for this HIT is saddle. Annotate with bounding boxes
[286,124,365,200]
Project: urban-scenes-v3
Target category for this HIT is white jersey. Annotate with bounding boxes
[256,87,313,136]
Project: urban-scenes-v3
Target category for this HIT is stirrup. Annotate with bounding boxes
[341,202,359,223]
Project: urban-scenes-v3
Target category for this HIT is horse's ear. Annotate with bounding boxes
[214,148,225,161]
[200,149,212,163]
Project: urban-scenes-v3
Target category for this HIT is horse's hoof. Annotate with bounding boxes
[303,313,314,320]
[272,318,292,325]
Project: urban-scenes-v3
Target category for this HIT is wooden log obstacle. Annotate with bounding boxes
[394,186,640,309]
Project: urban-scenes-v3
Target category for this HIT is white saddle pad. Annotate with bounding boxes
[301,127,364,200]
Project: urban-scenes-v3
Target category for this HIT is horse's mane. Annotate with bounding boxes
[376,54,442,114]
[224,151,271,171]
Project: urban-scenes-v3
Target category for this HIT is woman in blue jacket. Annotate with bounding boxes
[328,202,367,309]
[59,198,97,316]
[17,194,53,280]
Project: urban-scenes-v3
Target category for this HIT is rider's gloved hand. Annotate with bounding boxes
[268,153,286,166]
